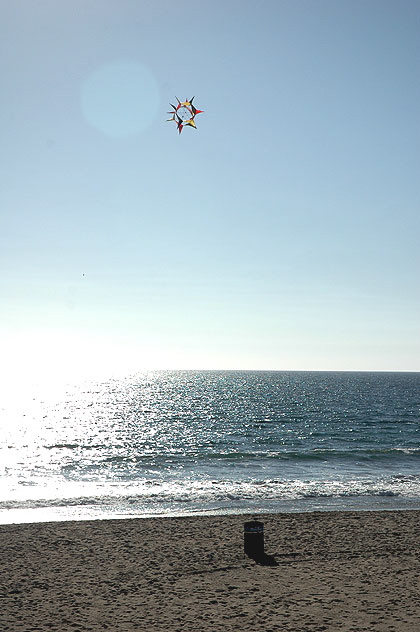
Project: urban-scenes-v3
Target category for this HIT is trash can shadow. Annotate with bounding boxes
[244,519,278,566]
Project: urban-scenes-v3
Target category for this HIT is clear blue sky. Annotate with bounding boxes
[1,0,419,379]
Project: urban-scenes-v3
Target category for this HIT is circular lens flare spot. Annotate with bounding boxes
[81,61,159,138]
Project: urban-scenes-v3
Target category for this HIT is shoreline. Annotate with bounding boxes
[3,493,420,526]
[2,509,420,631]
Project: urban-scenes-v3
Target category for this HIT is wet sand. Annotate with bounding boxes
[1,510,420,631]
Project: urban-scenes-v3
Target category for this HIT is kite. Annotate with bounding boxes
[167,97,204,134]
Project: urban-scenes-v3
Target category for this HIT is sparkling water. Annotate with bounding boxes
[1,371,419,523]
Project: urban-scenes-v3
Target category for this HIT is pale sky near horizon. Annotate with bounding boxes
[1,0,419,380]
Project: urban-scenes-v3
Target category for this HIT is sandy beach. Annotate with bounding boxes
[1,510,420,631]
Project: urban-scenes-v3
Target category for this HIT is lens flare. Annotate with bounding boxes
[81,61,159,138]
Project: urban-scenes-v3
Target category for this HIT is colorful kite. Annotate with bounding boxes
[167,97,204,134]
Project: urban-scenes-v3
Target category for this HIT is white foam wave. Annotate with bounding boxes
[2,475,420,514]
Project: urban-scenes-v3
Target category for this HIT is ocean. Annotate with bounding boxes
[1,371,419,524]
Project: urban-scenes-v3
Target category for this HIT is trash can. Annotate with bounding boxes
[244,519,264,556]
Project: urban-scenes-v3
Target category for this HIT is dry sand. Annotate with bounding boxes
[1,510,420,631]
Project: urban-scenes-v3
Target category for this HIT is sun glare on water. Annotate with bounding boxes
[0,332,169,402]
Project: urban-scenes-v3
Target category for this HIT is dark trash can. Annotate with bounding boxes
[244,520,264,556]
